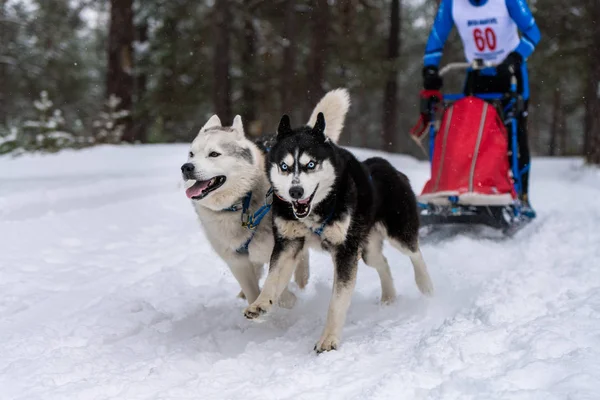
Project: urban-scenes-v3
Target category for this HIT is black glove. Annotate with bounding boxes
[497,51,522,79]
[422,66,443,90]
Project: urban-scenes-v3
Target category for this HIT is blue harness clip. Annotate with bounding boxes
[230,188,274,254]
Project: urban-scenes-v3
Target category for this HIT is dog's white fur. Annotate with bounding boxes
[185,89,350,305]
[307,89,350,143]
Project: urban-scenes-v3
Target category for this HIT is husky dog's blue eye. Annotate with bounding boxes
[307,161,316,170]
[280,162,289,171]
[208,151,221,158]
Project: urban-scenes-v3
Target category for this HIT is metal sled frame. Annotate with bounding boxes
[418,203,528,236]
[418,61,531,236]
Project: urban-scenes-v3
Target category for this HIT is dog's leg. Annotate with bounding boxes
[244,238,304,319]
[237,263,264,300]
[363,232,396,304]
[278,287,297,309]
[239,263,298,309]
[278,250,310,309]
[279,253,299,309]
[294,249,310,290]
[252,262,264,281]
[229,259,261,304]
[390,239,434,296]
[314,246,358,353]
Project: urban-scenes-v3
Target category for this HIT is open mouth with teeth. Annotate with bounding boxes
[185,176,226,200]
[291,185,318,219]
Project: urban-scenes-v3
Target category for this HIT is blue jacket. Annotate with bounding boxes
[424,0,541,68]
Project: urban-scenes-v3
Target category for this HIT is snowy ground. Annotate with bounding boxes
[1,145,599,400]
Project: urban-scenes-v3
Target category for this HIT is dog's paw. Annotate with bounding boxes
[314,334,340,354]
[380,286,397,305]
[381,294,396,305]
[416,273,434,297]
[294,270,309,290]
[244,300,272,320]
[278,289,297,309]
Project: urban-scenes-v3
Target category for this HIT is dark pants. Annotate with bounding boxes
[465,69,531,197]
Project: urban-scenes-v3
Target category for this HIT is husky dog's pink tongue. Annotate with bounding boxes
[186,180,211,199]
[298,197,311,205]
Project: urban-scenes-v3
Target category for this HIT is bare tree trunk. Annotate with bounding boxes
[584,74,593,155]
[155,10,179,140]
[382,0,400,153]
[133,21,148,143]
[213,0,232,124]
[338,0,353,81]
[359,87,370,148]
[548,87,560,156]
[528,82,541,152]
[559,101,567,156]
[280,0,296,118]
[0,0,6,126]
[586,0,600,164]
[242,1,258,136]
[107,0,135,142]
[306,0,329,111]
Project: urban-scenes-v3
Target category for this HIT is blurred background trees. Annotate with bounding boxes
[0,0,599,163]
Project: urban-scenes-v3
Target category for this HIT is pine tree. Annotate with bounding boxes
[93,94,131,144]
[20,91,76,153]
[2,0,105,132]
[0,127,19,156]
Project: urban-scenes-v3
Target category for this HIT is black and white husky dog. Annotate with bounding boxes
[243,111,434,353]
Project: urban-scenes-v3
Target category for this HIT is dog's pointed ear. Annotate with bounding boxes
[200,114,222,132]
[232,115,245,138]
[311,112,326,142]
[277,114,293,140]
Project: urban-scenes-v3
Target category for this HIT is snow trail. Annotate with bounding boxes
[0,145,599,399]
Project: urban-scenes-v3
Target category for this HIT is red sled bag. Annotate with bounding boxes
[420,96,517,206]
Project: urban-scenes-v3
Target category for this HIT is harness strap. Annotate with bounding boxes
[234,188,274,253]
[311,208,335,237]
[221,193,251,212]
[236,231,257,254]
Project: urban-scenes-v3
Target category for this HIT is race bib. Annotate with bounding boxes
[452,0,521,64]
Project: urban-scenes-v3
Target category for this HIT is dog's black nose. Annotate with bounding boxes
[181,163,195,178]
[289,186,304,200]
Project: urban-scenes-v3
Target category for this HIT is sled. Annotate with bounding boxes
[413,61,535,238]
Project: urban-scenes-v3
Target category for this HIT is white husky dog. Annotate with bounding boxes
[181,89,351,306]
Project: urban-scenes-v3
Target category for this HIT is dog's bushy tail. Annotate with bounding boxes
[307,88,350,144]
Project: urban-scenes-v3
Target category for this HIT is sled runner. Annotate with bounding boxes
[411,60,535,237]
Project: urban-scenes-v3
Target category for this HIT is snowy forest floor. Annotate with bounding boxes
[1,145,599,400]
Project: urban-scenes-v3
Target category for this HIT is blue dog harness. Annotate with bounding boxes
[224,184,334,253]
[223,188,273,254]
[310,208,335,237]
